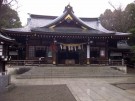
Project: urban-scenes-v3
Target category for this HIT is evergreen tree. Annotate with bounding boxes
[0,1,21,29]
[100,3,135,33]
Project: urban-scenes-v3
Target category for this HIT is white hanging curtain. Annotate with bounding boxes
[60,43,85,51]
[74,46,76,51]
[68,46,70,51]
[60,45,63,50]
[71,46,73,51]
[78,45,81,50]
[63,46,66,50]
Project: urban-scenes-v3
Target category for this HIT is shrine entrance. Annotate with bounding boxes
[57,50,79,64]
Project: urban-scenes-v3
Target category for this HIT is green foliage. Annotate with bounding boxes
[100,8,126,32]
[129,46,135,62]
[128,28,135,46]
[0,4,21,29]
[100,3,135,33]
[15,67,30,74]
[100,9,114,31]
[128,29,135,63]
[100,2,135,64]
[125,3,135,30]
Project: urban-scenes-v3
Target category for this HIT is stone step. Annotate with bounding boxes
[15,66,135,79]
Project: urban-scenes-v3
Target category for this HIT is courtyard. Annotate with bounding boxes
[1,66,135,101]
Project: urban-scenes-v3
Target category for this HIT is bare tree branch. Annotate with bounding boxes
[7,0,14,5]
[7,0,18,5]
[0,0,4,11]
[0,0,18,16]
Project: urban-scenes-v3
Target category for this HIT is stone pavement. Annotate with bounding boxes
[10,76,135,101]
[0,85,77,101]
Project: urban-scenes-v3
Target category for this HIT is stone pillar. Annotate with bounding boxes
[87,45,90,64]
[0,75,11,93]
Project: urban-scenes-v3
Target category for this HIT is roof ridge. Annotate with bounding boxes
[29,14,98,21]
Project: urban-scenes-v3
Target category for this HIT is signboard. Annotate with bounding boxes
[110,52,122,56]
[9,51,18,55]
[48,51,52,57]
[117,40,130,49]
[100,49,105,57]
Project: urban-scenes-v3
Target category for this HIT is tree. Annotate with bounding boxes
[100,8,127,32]
[100,9,114,31]
[0,0,4,9]
[100,3,135,66]
[126,28,135,64]
[125,3,135,46]
[124,3,135,31]
[128,28,135,46]
[0,0,10,11]
[0,4,21,29]
[100,3,135,33]
[0,0,17,10]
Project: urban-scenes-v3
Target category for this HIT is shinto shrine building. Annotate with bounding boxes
[3,5,130,65]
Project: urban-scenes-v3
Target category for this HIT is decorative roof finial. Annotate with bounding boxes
[63,4,74,13]
[68,2,70,6]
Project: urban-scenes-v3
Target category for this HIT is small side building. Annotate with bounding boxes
[0,32,15,72]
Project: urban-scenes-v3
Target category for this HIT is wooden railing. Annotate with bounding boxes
[94,60,125,66]
[7,59,126,66]
[7,60,41,66]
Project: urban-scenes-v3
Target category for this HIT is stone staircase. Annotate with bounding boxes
[16,66,135,79]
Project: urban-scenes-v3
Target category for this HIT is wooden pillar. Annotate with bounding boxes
[87,44,90,64]
[25,45,29,60]
[52,43,57,65]
[106,40,108,59]
[52,51,56,64]
[25,37,29,60]
[0,60,5,72]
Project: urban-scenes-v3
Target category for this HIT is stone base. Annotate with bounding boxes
[0,75,15,93]
[87,58,90,65]
[53,61,56,65]
[6,83,15,92]
[0,83,15,93]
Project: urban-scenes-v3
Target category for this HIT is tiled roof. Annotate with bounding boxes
[0,33,14,41]
[3,5,131,36]
[31,27,107,35]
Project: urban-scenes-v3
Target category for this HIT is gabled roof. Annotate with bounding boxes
[43,4,93,30]
[3,5,131,36]
[31,27,106,35]
[30,4,115,34]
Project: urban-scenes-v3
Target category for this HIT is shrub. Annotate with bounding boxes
[16,67,30,74]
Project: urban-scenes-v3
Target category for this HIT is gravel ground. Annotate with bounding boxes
[0,84,77,101]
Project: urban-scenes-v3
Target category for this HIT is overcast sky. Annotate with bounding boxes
[16,0,134,25]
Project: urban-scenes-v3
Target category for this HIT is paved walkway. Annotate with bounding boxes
[10,76,135,101]
[0,85,76,101]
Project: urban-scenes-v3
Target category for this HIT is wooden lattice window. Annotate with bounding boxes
[29,46,35,58]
